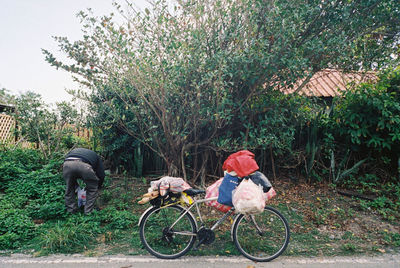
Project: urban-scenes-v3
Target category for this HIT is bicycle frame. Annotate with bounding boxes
[138,195,235,236]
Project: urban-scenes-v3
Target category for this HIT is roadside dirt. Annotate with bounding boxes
[269,179,400,255]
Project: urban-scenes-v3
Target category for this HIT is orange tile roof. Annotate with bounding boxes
[280,69,377,97]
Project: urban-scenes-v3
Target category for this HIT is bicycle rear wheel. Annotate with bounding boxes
[232,206,290,262]
[139,205,197,259]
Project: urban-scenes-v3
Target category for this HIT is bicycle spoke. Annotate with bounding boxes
[140,205,197,259]
[233,207,290,262]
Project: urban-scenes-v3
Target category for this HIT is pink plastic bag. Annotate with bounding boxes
[232,179,266,214]
[205,178,232,213]
[265,187,276,201]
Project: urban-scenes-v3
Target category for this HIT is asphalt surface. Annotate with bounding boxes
[0,254,399,268]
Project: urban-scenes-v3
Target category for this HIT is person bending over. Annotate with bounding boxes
[63,148,105,214]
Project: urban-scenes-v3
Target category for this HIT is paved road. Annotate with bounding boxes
[0,254,399,268]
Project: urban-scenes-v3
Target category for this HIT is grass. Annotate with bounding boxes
[35,220,98,254]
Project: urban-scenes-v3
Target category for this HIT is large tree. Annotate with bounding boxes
[43,0,400,179]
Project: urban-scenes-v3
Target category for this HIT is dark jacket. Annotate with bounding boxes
[65,148,105,188]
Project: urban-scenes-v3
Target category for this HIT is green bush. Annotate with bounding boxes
[0,193,29,210]
[61,134,90,150]
[4,157,66,220]
[0,148,68,249]
[0,209,35,249]
[331,69,400,177]
[0,148,43,189]
[27,201,67,221]
[0,233,20,250]
[0,147,140,252]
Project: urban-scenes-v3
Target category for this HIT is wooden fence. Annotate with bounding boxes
[67,124,92,140]
[0,113,91,144]
[0,114,15,143]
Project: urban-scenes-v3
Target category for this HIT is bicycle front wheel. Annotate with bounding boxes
[232,206,290,262]
[139,205,197,259]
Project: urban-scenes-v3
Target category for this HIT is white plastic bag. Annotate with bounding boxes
[77,187,86,207]
[232,179,266,215]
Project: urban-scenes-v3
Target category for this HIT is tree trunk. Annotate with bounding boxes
[270,146,276,180]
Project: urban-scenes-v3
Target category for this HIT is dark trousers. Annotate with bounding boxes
[63,160,99,214]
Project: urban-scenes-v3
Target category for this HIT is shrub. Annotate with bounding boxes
[0,148,68,249]
[330,69,400,178]
[27,201,66,221]
[0,209,35,249]
[0,148,43,189]
[5,156,66,219]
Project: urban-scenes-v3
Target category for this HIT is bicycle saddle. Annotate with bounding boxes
[184,188,206,196]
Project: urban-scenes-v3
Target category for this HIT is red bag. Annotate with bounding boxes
[222,150,259,177]
[205,178,232,213]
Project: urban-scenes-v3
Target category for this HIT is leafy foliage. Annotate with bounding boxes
[333,70,400,152]
[10,92,83,158]
[0,209,35,249]
[330,69,400,178]
[0,88,14,105]
[0,147,141,253]
[0,148,43,189]
[43,0,400,180]
[87,89,144,175]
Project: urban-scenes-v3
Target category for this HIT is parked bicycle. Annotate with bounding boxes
[138,187,290,262]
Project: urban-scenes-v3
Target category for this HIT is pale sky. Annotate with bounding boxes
[0,0,149,104]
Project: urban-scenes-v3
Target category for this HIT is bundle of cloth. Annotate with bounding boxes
[137,176,191,204]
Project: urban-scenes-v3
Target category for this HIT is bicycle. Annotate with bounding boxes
[138,187,290,262]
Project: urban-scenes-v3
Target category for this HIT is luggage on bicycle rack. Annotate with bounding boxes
[222,150,259,178]
[207,150,276,212]
[232,178,277,214]
[149,176,192,195]
[205,178,232,213]
[232,179,266,214]
[137,176,192,205]
[249,171,272,193]
[216,150,260,207]
[217,173,241,207]
[206,172,276,214]
[248,171,276,201]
